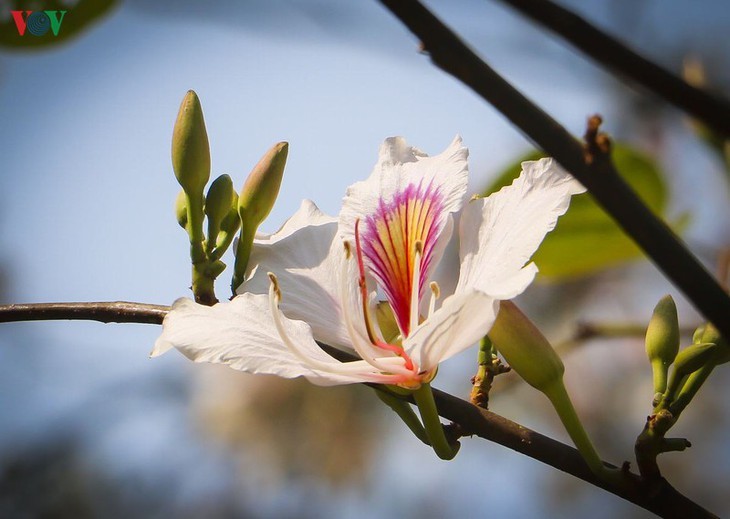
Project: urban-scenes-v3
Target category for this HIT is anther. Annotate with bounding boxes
[267,272,281,301]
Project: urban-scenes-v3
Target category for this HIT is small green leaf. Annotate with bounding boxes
[484,144,680,279]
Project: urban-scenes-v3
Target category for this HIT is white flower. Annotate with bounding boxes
[153,137,585,388]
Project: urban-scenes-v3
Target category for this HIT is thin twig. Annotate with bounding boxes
[0,301,169,325]
[376,0,730,348]
[0,301,718,518]
[491,0,730,137]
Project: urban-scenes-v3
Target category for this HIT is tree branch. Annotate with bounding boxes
[376,0,730,345]
[0,301,718,518]
[491,0,730,137]
[0,301,169,325]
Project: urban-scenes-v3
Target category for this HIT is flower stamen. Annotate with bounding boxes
[267,272,407,377]
[410,240,423,334]
[354,220,416,372]
[339,249,414,376]
[428,281,440,318]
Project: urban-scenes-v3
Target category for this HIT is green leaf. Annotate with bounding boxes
[484,144,679,279]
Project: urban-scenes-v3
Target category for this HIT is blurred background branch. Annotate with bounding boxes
[491,0,730,137]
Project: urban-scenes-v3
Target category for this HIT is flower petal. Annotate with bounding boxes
[456,158,586,299]
[404,289,498,372]
[152,295,382,386]
[240,200,354,350]
[340,136,469,334]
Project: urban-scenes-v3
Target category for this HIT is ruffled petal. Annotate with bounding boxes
[340,136,469,334]
[151,295,385,386]
[456,158,586,299]
[240,200,354,350]
[404,289,498,372]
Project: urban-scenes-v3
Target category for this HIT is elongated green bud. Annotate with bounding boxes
[490,302,609,478]
[488,300,564,392]
[232,142,288,293]
[172,90,210,198]
[694,323,727,348]
[665,342,718,400]
[691,323,729,365]
[205,174,235,251]
[238,142,288,226]
[216,196,241,249]
[645,295,680,394]
[175,190,188,230]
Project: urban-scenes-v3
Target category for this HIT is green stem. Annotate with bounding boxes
[413,383,459,460]
[375,389,429,445]
[670,363,716,416]
[232,223,256,295]
[542,378,606,477]
[211,230,236,261]
[186,194,217,305]
[186,193,206,264]
[650,359,669,395]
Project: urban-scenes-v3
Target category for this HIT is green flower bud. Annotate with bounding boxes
[216,196,241,250]
[692,324,707,344]
[645,295,680,394]
[175,190,188,230]
[673,343,718,380]
[691,323,729,364]
[238,141,288,226]
[488,300,564,392]
[232,142,288,293]
[205,174,235,250]
[172,90,210,198]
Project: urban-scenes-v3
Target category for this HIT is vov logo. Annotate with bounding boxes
[11,10,67,37]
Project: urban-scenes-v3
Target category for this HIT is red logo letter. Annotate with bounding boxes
[10,11,32,36]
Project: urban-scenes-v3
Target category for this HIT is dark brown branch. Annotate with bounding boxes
[0,301,169,325]
[377,0,730,346]
[492,0,730,137]
[0,301,718,517]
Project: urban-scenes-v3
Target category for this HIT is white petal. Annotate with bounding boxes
[456,158,586,299]
[152,295,378,386]
[404,289,498,371]
[240,200,354,350]
[339,135,469,264]
[254,199,335,245]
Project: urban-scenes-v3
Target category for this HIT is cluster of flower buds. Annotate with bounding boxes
[645,295,728,414]
[171,90,287,304]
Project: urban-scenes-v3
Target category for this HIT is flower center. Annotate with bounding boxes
[358,180,445,336]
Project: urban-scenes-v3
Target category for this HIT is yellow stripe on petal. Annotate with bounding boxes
[360,181,446,335]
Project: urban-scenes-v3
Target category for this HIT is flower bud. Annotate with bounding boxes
[238,141,288,226]
[232,142,288,292]
[216,196,241,249]
[205,174,235,240]
[488,300,564,392]
[172,90,210,198]
[692,323,729,364]
[645,295,679,394]
[673,343,718,379]
[175,190,188,230]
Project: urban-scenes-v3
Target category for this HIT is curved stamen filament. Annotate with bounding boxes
[353,222,416,372]
[428,281,440,318]
[339,250,414,376]
[410,240,423,334]
[267,272,406,377]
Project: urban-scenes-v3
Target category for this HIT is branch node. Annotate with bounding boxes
[583,114,612,164]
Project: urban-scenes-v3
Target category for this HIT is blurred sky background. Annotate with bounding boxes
[1,0,729,517]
